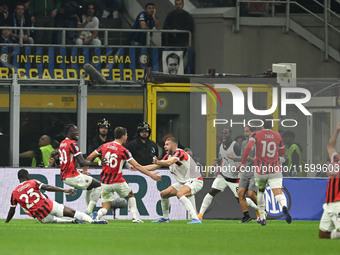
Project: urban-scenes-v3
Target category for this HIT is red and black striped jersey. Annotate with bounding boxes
[325,153,340,203]
[242,129,285,175]
[10,179,53,220]
[59,138,82,180]
[96,141,133,184]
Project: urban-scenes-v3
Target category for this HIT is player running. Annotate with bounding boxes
[319,123,340,239]
[86,127,161,223]
[240,116,291,226]
[198,128,258,220]
[59,124,104,217]
[144,137,203,224]
[4,169,108,224]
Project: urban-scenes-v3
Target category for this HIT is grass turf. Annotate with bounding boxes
[0,219,338,255]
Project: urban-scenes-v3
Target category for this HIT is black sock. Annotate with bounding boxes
[243,211,250,218]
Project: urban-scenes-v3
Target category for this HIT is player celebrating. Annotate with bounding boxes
[86,127,161,223]
[59,124,104,217]
[4,169,108,224]
[145,137,203,224]
[319,123,340,239]
[198,128,258,220]
[240,116,291,226]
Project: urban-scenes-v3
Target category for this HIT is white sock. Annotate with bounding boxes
[85,190,91,207]
[179,196,199,220]
[199,193,213,215]
[257,191,266,220]
[331,229,340,239]
[275,194,287,209]
[86,187,101,213]
[74,211,93,222]
[52,218,74,223]
[246,197,258,210]
[128,197,138,219]
[96,208,108,220]
[161,198,170,219]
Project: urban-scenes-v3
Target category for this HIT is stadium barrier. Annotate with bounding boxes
[196,178,328,221]
[0,168,186,220]
[1,168,327,221]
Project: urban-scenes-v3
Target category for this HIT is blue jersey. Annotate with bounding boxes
[130,11,156,44]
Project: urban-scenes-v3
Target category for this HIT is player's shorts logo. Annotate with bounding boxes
[264,185,292,219]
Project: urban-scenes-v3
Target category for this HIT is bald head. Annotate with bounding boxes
[39,135,51,147]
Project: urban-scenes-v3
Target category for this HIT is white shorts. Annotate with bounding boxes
[255,177,282,190]
[211,175,239,197]
[40,201,64,223]
[101,182,132,203]
[319,201,340,233]
[172,179,203,196]
[63,173,93,190]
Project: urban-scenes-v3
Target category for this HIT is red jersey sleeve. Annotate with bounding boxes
[70,141,81,156]
[173,150,186,161]
[162,154,169,160]
[122,148,133,161]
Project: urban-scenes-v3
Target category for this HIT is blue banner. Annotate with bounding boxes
[265,178,328,221]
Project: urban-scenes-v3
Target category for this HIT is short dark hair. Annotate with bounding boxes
[166,53,180,64]
[262,115,273,129]
[18,169,29,180]
[114,127,127,139]
[16,2,25,8]
[166,137,178,145]
[145,2,155,9]
[64,124,76,136]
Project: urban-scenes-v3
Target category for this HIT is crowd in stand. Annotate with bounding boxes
[0,0,124,45]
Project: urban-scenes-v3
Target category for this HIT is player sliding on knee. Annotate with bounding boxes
[4,169,108,224]
[143,137,203,224]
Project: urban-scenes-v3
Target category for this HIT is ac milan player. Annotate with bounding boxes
[59,124,104,217]
[240,116,291,226]
[319,123,340,239]
[4,169,108,224]
[86,127,161,223]
[144,137,203,224]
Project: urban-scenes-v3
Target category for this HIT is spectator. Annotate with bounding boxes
[282,130,303,177]
[75,2,101,46]
[90,0,123,19]
[162,0,193,46]
[0,3,11,25]
[10,2,34,44]
[88,118,113,156]
[30,0,61,44]
[126,122,159,165]
[166,52,180,74]
[0,29,13,43]
[55,1,79,44]
[48,149,60,168]
[19,135,55,167]
[130,2,161,46]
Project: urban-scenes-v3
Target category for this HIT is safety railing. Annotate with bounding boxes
[0,26,192,48]
[235,0,340,61]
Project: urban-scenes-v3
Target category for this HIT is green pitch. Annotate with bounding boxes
[0,219,338,255]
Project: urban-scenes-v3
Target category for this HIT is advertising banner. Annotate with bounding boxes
[0,168,187,220]
[0,46,193,81]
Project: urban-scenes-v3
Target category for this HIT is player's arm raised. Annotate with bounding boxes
[129,158,161,181]
[154,156,178,167]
